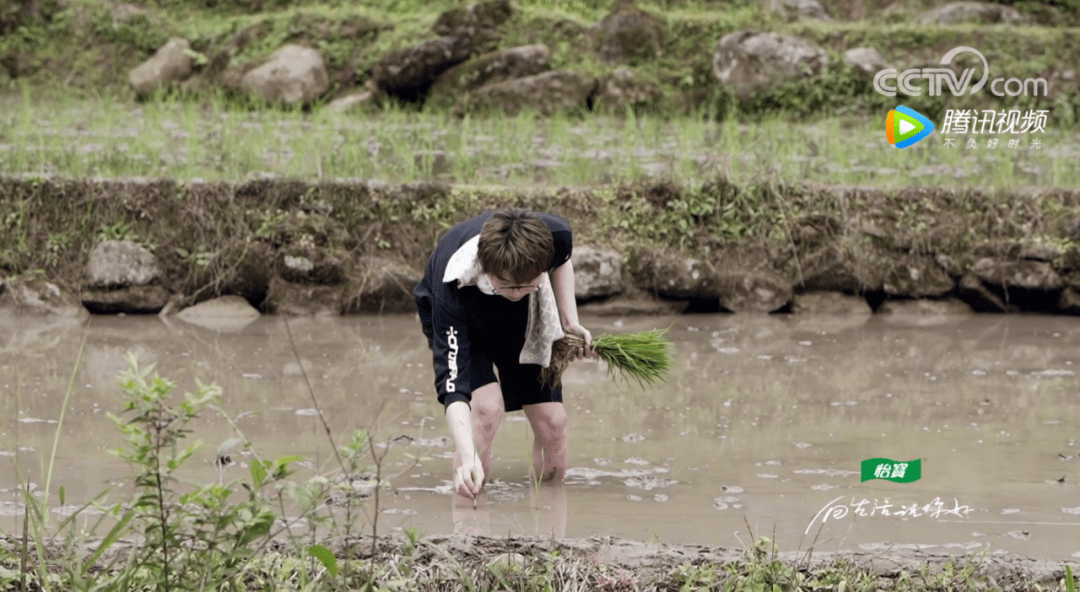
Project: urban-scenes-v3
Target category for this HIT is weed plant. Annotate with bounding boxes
[3,352,428,591]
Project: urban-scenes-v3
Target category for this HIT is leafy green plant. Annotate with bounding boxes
[96,220,137,242]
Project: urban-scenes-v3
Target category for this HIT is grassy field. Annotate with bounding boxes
[1,91,1077,189]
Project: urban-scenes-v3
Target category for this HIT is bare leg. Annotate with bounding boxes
[522,402,568,482]
[452,382,503,483]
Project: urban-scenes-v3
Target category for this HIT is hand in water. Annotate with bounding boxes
[455,455,485,498]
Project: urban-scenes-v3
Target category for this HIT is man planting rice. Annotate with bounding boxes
[413,208,595,499]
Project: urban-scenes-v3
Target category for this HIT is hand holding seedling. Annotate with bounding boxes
[542,328,675,389]
[455,452,485,499]
[562,322,597,361]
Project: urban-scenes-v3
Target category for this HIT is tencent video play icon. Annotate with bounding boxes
[886,105,934,148]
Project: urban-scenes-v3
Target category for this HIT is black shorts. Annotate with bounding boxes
[468,297,564,413]
[468,345,563,413]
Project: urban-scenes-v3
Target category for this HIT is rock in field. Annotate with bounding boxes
[428,44,551,107]
[593,67,662,110]
[844,47,889,77]
[572,246,623,301]
[241,45,330,105]
[768,0,831,21]
[82,285,171,314]
[0,277,89,318]
[87,240,161,288]
[712,31,829,99]
[914,1,1024,25]
[631,251,719,300]
[372,36,477,103]
[592,0,665,65]
[129,38,195,96]
[454,70,596,116]
[717,271,792,313]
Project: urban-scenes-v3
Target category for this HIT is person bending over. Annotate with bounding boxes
[414,208,594,498]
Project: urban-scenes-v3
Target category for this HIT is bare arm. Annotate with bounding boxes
[446,401,483,496]
[550,260,594,357]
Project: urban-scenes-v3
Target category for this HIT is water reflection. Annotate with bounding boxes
[1,312,1078,560]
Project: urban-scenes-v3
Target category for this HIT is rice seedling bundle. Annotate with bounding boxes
[541,328,674,388]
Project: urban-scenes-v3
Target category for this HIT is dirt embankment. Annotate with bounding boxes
[3,176,1080,318]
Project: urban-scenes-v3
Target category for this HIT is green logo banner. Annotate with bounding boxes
[861,458,921,483]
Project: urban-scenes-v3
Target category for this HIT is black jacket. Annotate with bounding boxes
[413,212,572,409]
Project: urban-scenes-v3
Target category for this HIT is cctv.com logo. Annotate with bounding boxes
[873,46,1048,97]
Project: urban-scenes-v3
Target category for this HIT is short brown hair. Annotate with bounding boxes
[478,208,554,285]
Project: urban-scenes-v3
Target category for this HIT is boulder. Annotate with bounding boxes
[341,258,423,314]
[712,31,829,100]
[266,277,342,316]
[428,44,551,106]
[129,38,195,96]
[844,47,888,77]
[0,277,89,318]
[571,246,623,301]
[177,295,260,320]
[883,256,955,298]
[593,67,662,110]
[877,298,974,316]
[277,248,347,285]
[372,35,478,103]
[914,2,1024,25]
[956,272,1009,312]
[87,240,161,288]
[717,271,792,313]
[455,70,596,116]
[1013,242,1062,262]
[1059,288,1080,315]
[790,246,864,293]
[791,291,872,315]
[631,251,718,299]
[768,0,831,21]
[176,295,261,331]
[82,285,172,314]
[965,258,1063,311]
[111,3,151,25]
[263,211,348,248]
[240,45,330,106]
[971,258,1063,292]
[578,291,690,316]
[432,0,514,36]
[592,1,665,65]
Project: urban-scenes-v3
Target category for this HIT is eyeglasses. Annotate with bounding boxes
[491,276,542,290]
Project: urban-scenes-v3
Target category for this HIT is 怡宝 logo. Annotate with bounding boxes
[886,106,934,148]
[874,46,1048,97]
[861,458,922,483]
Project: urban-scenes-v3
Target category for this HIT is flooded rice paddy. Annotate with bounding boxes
[2,98,1079,187]
[1,311,1078,561]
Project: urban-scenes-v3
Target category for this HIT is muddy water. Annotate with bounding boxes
[2,312,1078,560]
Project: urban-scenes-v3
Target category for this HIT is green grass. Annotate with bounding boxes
[1,94,1077,189]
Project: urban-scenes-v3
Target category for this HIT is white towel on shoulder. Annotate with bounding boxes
[443,235,565,367]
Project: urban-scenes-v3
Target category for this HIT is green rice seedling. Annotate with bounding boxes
[541,328,674,389]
